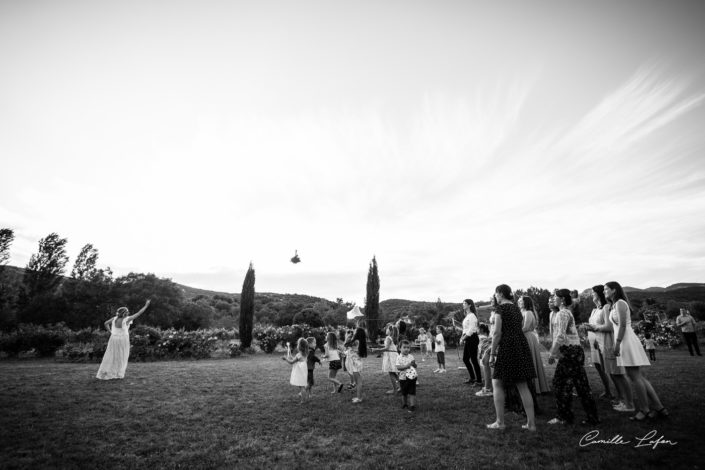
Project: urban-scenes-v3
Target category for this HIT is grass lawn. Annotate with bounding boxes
[1,348,704,469]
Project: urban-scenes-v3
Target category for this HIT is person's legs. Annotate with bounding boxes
[516,381,536,430]
[574,363,599,423]
[482,353,492,390]
[611,374,634,408]
[462,340,475,381]
[594,360,612,398]
[490,379,506,427]
[388,372,399,392]
[642,377,664,411]
[552,357,575,423]
[439,351,446,371]
[684,333,695,356]
[626,367,650,414]
[353,372,363,401]
[468,334,482,384]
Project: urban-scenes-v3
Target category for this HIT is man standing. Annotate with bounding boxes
[676,308,701,356]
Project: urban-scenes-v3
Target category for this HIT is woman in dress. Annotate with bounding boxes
[96,299,151,380]
[547,290,599,425]
[585,285,634,412]
[585,291,614,400]
[518,296,550,394]
[487,284,536,431]
[604,281,668,421]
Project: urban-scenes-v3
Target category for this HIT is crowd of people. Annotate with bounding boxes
[95,282,702,431]
[279,281,683,431]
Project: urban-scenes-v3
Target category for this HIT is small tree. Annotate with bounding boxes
[239,262,255,348]
[23,232,69,297]
[364,256,381,341]
[71,243,99,280]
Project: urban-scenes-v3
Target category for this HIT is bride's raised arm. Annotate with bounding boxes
[127,299,151,322]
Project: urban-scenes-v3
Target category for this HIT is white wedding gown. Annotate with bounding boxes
[96,317,132,380]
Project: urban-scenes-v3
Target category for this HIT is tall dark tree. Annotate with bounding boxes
[0,229,15,329]
[239,262,255,348]
[23,232,69,297]
[364,256,381,341]
[19,233,70,324]
[71,243,99,280]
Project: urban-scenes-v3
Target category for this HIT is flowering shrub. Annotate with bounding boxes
[252,324,333,354]
[633,320,682,349]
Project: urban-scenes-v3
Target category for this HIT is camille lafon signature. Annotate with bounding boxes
[579,430,677,450]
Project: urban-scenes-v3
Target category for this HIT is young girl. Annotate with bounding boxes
[425,329,433,360]
[343,329,356,390]
[283,337,309,403]
[396,340,418,412]
[417,328,428,361]
[433,325,447,373]
[323,332,344,393]
[345,327,368,403]
[374,325,400,394]
[644,333,656,361]
[475,323,493,396]
[305,337,321,399]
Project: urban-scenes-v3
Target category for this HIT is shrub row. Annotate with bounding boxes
[0,324,241,361]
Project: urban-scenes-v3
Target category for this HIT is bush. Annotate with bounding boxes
[0,324,70,357]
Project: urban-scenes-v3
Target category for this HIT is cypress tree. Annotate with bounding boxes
[239,262,255,349]
[364,256,380,341]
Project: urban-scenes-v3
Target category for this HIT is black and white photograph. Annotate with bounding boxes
[1,0,704,468]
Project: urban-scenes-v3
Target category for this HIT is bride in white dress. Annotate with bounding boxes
[96,300,151,380]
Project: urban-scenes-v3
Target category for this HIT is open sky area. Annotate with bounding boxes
[1,0,704,305]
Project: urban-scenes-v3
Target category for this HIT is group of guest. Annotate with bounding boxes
[462,282,669,431]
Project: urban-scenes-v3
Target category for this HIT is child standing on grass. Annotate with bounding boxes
[417,328,428,361]
[343,330,356,390]
[283,337,309,403]
[644,333,656,361]
[433,326,447,373]
[345,328,368,403]
[306,337,321,399]
[374,325,400,394]
[323,332,344,393]
[426,329,433,360]
[475,323,493,397]
[396,340,418,412]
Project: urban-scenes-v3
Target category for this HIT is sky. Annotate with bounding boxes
[1,0,705,305]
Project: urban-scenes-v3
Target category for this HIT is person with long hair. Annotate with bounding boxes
[585,285,634,412]
[96,300,151,380]
[487,285,536,431]
[345,327,368,403]
[604,281,668,421]
[547,289,599,425]
[585,288,614,400]
[518,296,550,394]
[460,299,482,386]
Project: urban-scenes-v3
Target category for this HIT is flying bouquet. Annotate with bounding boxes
[290,250,301,264]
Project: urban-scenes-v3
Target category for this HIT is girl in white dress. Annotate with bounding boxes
[283,337,309,403]
[96,300,150,380]
[604,282,668,421]
[373,325,400,394]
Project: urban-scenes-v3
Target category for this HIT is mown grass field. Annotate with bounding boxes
[1,348,704,469]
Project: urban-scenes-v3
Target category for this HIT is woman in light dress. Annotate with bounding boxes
[96,299,151,380]
[604,281,668,421]
[518,296,550,394]
[585,285,634,412]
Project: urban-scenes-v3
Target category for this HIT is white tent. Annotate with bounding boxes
[346,305,364,320]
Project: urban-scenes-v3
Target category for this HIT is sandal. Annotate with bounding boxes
[486,422,506,430]
[648,407,669,419]
[629,410,648,422]
[521,424,536,431]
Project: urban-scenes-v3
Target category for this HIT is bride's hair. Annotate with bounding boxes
[116,307,129,317]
